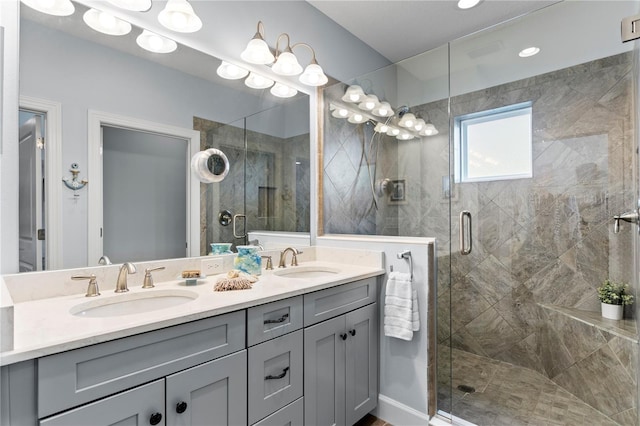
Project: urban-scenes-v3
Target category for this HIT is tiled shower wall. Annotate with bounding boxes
[323,52,637,423]
[194,117,310,254]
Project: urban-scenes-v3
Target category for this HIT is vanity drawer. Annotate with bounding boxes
[248,329,303,424]
[247,295,303,346]
[252,397,304,426]
[38,310,245,418]
[303,277,377,326]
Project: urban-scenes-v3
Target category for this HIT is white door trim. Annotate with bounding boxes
[19,95,63,270]
[87,110,200,266]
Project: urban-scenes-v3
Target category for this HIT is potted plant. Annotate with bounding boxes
[597,279,634,320]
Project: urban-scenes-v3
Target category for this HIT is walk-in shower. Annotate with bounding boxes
[323,1,640,424]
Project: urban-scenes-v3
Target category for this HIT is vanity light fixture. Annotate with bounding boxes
[106,0,152,12]
[342,85,366,103]
[413,118,426,132]
[270,82,298,98]
[136,30,177,53]
[83,8,132,36]
[457,0,481,10]
[21,0,75,16]
[216,61,249,80]
[244,72,274,89]
[241,21,275,64]
[519,46,540,58]
[241,21,328,87]
[158,0,202,33]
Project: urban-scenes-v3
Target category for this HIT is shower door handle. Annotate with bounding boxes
[459,211,472,255]
[233,214,247,239]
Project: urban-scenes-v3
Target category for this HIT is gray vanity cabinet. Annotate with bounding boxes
[40,379,165,426]
[303,279,378,426]
[165,351,247,426]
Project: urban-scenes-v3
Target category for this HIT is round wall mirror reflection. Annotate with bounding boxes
[191,148,230,183]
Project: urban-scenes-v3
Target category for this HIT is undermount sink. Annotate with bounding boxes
[273,266,340,279]
[70,289,199,318]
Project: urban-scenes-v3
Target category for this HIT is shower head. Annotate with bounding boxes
[396,105,410,117]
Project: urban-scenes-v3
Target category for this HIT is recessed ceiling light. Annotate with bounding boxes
[519,47,540,58]
[457,0,481,10]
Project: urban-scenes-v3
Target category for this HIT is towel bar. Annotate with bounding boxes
[396,250,413,280]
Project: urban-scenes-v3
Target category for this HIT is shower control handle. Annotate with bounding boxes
[613,208,640,234]
[459,211,472,255]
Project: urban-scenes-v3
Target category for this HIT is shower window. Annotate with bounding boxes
[454,101,532,182]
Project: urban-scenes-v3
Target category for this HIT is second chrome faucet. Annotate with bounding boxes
[278,247,302,268]
[115,262,137,293]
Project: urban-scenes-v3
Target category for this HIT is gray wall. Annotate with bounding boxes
[102,127,187,263]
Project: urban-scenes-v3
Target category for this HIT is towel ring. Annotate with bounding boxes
[397,250,413,281]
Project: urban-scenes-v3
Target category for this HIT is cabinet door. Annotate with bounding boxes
[165,350,247,426]
[40,379,164,426]
[345,303,378,426]
[304,315,346,426]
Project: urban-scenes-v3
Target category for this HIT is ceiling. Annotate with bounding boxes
[307,0,561,63]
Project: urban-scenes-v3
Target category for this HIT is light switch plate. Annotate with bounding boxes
[201,257,224,275]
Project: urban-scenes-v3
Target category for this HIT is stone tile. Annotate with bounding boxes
[546,310,607,363]
[575,344,636,417]
[465,254,517,305]
[464,307,522,357]
[450,274,492,327]
[535,322,575,379]
[494,285,544,338]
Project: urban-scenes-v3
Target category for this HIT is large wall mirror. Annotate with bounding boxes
[17,1,310,272]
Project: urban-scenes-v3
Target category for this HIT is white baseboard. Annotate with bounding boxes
[372,394,431,426]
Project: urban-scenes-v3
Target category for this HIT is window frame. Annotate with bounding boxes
[454,101,533,183]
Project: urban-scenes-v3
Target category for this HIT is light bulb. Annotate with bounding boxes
[98,12,116,30]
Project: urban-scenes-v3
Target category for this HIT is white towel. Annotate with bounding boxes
[384,271,420,340]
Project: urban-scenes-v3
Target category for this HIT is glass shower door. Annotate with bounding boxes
[444,1,639,424]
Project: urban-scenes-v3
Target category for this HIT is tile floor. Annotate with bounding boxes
[440,349,622,425]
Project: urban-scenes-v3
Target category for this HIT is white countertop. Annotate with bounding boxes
[1,261,384,366]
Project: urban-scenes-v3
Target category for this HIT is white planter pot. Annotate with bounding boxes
[601,303,623,320]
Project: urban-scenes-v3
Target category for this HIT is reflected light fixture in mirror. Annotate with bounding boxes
[83,8,132,36]
[342,85,366,103]
[22,0,74,16]
[398,112,416,128]
[330,104,350,118]
[372,101,394,117]
[347,112,367,124]
[158,0,202,33]
[457,0,481,9]
[106,0,152,12]
[245,72,274,89]
[519,46,541,57]
[216,61,249,80]
[270,82,298,98]
[136,30,177,53]
[358,94,379,111]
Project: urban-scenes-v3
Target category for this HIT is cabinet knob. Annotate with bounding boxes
[340,333,347,340]
[349,329,356,336]
[176,401,188,414]
[149,412,163,425]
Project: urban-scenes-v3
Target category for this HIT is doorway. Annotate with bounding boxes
[87,110,200,265]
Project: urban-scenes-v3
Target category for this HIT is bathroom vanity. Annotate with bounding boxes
[0,249,384,426]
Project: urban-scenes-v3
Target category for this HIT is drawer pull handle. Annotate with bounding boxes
[349,329,356,336]
[265,366,290,380]
[340,333,348,340]
[149,412,163,425]
[176,401,188,414]
[264,313,289,324]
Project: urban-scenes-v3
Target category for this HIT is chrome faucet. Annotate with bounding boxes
[115,262,136,293]
[278,247,301,268]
